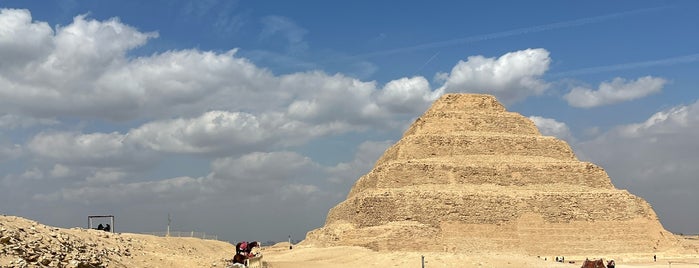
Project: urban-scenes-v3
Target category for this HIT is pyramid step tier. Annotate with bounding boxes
[349,156,613,197]
[329,187,657,228]
[376,134,577,165]
[404,111,541,136]
[307,217,674,255]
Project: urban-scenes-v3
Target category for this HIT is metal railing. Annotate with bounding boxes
[143,231,219,240]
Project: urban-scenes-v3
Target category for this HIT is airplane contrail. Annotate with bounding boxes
[349,6,671,59]
[549,53,699,77]
[416,51,441,73]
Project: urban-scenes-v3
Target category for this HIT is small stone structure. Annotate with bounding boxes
[303,93,682,256]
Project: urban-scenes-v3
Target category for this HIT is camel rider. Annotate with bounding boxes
[236,241,248,255]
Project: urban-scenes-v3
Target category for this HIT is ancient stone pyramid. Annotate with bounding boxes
[303,93,681,255]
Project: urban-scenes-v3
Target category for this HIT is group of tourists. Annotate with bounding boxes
[96,223,111,232]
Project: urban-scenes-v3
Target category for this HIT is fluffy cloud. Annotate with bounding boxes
[564,76,666,108]
[575,100,699,233]
[33,150,328,207]
[0,9,53,70]
[0,9,434,127]
[206,151,322,196]
[1,10,558,144]
[377,76,439,114]
[209,151,318,183]
[528,116,574,143]
[128,110,360,154]
[0,9,157,119]
[440,48,551,104]
[33,176,206,205]
[27,131,154,169]
[129,111,274,154]
[49,14,156,75]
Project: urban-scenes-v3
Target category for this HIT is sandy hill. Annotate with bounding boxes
[302,93,689,257]
[0,215,235,268]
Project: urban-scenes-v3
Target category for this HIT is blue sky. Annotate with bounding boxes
[1,0,698,242]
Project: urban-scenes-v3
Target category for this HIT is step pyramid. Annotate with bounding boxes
[303,93,681,255]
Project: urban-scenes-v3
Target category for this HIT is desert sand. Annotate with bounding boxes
[2,214,698,268]
[263,241,699,268]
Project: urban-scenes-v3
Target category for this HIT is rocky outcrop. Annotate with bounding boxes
[0,216,133,268]
[0,215,235,268]
[303,94,682,255]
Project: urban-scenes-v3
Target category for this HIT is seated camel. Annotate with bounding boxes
[580,258,605,268]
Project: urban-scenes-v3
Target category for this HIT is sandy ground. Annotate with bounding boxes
[2,215,698,267]
[260,242,699,268]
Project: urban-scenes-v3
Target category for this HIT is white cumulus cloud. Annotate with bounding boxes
[0,9,53,71]
[440,48,551,104]
[128,110,357,154]
[528,116,574,143]
[0,9,157,119]
[27,131,154,169]
[564,76,666,108]
[0,9,437,128]
[377,76,440,114]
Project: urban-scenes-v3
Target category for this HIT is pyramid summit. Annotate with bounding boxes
[303,93,681,256]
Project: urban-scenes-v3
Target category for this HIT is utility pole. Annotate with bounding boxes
[167,213,171,237]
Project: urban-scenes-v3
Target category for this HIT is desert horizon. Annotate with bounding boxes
[2,214,699,268]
